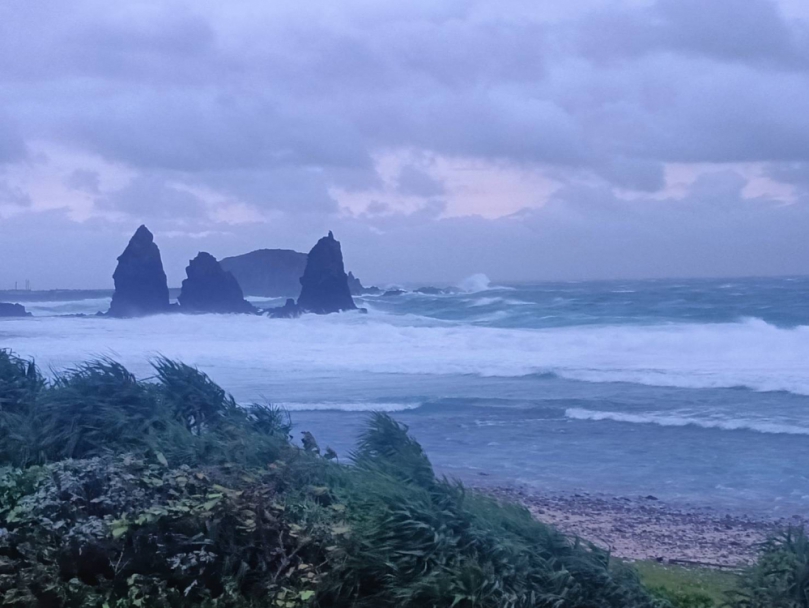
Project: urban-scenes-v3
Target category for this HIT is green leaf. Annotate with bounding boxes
[155,451,169,467]
[299,589,315,601]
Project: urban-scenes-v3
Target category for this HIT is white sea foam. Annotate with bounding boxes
[22,297,111,315]
[467,296,532,307]
[2,314,809,396]
[566,408,809,436]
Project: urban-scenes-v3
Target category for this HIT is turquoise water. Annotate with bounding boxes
[3,276,809,514]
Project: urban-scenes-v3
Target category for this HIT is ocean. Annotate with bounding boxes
[3,275,809,515]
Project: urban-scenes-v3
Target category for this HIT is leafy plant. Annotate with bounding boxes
[731,525,809,608]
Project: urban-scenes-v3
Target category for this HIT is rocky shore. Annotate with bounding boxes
[480,486,807,569]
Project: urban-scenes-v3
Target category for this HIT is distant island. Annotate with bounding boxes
[220,249,308,297]
[221,248,371,298]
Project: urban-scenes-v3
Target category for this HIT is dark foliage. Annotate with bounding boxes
[730,525,809,608]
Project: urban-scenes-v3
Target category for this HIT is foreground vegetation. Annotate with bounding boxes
[1,349,808,607]
[636,562,739,608]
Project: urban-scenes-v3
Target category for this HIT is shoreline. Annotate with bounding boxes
[478,485,806,568]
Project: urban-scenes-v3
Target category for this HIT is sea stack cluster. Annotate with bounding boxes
[107,225,358,318]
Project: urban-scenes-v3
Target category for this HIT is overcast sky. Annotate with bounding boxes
[2,0,809,288]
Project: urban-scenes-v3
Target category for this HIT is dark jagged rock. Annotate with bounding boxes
[297,231,357,314]
[383,289,406,297]
[0,302,31,317]
[108,225,171,318]
[266,298,301,319]
[347,271,364,296]
[178,252,256,314]
[220,249,308,298]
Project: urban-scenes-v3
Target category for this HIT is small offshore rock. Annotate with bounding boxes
[0,302,31,317]
[267,298,301,319]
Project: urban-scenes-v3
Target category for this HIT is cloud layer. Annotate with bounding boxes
[1,0,808,287]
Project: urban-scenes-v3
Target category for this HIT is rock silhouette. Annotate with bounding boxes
[347,271,364,296]
[0,302,31,317]
[108,225,171,317]
[266,298,301,319]
[178,252,255,314]
[296,231,357,314]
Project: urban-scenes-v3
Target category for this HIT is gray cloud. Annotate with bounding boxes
[577,0,809,70]
[0,180,31,208]
[0,116,27,164]
[1,0,809,286]
[765,162,809,188]
[396,165,446,197]
[96,175,205,219]
[64,169,101,194]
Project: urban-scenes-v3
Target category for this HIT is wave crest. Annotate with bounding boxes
[458,273,491,293]
[566,408,809,436]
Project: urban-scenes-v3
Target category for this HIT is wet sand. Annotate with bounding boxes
[480,486,806,568]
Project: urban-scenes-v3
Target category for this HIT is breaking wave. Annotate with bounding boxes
[457,273,491,293]
[3,314,809,396]
[565,408,809,436]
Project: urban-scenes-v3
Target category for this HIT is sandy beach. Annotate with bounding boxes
[481,486,806,569]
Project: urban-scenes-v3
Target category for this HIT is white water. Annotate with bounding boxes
[3,313,809,396]
[457,273,491,293]
[565,408,809,436]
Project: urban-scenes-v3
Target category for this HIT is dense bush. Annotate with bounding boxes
[0,349,668,607]
[730,525,809,608]
[0,350,290,468]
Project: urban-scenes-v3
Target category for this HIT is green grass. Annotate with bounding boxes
[635,561,740,607]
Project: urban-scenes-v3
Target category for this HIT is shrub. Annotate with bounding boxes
[38,358,164,461]
[319,413,665,608]
[0,355,291,469]
[0,350,45,466]
[0,455,335,607]
[730,525,809,608]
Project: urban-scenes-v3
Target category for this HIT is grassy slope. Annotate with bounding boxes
[635,561,740,607]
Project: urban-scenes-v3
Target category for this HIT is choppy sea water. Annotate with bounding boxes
[3,276,809,515]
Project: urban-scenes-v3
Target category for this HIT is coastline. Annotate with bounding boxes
[478,485,805,568]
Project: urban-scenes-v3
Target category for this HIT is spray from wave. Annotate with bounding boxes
[458,273,491,293]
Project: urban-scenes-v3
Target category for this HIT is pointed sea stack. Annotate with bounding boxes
[108,225,171,317]
[178,252,256,314]
[297,231,357,314]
